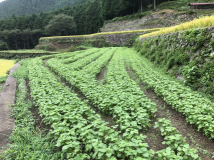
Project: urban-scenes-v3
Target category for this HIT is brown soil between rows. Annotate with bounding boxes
[26,79,50,132]
[43,59,118,130]
[44,55,214,159]
[126,66,214,159]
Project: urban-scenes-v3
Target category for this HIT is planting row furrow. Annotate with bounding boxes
[46,48,198,159]
[47,48,155,132]
[55,50,85,59]
[126,48,214,139]
[61,48,100,63]
[28,58,154,159]
[155,118,200,160]
[58,48,109,71]
[106,48,156,118]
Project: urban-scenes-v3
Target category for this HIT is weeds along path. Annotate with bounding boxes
[0,62,20,153]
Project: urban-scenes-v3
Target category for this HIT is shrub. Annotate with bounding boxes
[35,43,58,51]
[0,40,8,50]
[64,45,77,52]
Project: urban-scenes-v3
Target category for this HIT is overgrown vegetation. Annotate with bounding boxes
[135,27,214,100]
[0,0,172,50]
[0,60,62,159]
[0,50,59,59]
[2,48,214,159]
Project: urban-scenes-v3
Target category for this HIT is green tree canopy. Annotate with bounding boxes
[45,14,77,36]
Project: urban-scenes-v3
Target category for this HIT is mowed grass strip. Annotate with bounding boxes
[0,59,15,76]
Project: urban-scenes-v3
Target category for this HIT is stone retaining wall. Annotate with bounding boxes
[39,32,147,49]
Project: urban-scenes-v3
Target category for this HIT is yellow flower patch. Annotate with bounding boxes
[0,59,15,77]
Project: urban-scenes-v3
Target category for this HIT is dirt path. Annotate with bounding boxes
[0,62,20,153]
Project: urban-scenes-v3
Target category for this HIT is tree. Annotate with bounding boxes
[11,29,21,50]
[23,28,31,49]
[45,14,77,36]
[0,40,8,50]
[1,30,11,49]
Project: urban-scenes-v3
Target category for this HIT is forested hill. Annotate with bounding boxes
[0,0,211,51]
[0,0,87,19]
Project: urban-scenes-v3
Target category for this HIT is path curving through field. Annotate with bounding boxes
[0,62,20,153]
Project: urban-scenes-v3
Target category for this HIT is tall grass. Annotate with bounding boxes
[1,60,62,160]
[140,16,214,38]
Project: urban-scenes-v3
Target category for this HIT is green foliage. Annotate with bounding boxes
[155,118,200,160]
[135,27,214,98]
[0,40,8,50]
[104,12,150,25]
[0,76,7,92]
[35,43,58,51]
[64,45,77,53]
[0,50,59,59]
[182,65,200,85]
[0,0,87,19]
[158,0,189,10]
[1,60,62,159]
[45,14,77,36]
[29,52,156,159]
[128,50,214,139]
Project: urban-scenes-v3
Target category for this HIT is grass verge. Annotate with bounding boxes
[0,60,62,160]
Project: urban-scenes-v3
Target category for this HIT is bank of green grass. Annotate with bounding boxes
[0,50,59,59]
[0,60,62,159]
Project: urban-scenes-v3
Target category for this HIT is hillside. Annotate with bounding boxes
[0,0,87,19]
[101,9,214,32]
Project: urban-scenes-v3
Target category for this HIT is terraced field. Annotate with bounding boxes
[5,47,214,159]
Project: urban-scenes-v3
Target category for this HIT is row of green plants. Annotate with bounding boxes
[29,57,155,159]
[60,49,107,70]
[135,27,214,99]
[47,48,199,159]
[61,48,100,63]
[47,48,156,132]
[126,48,214,139]
[155,118,200,160]
[1,60,62,159]
[106,48,157,118]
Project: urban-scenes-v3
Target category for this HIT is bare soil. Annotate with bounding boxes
[96,53,114,84]
[26,79,50,132]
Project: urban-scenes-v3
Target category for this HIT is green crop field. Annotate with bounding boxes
[3,47,214,159]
